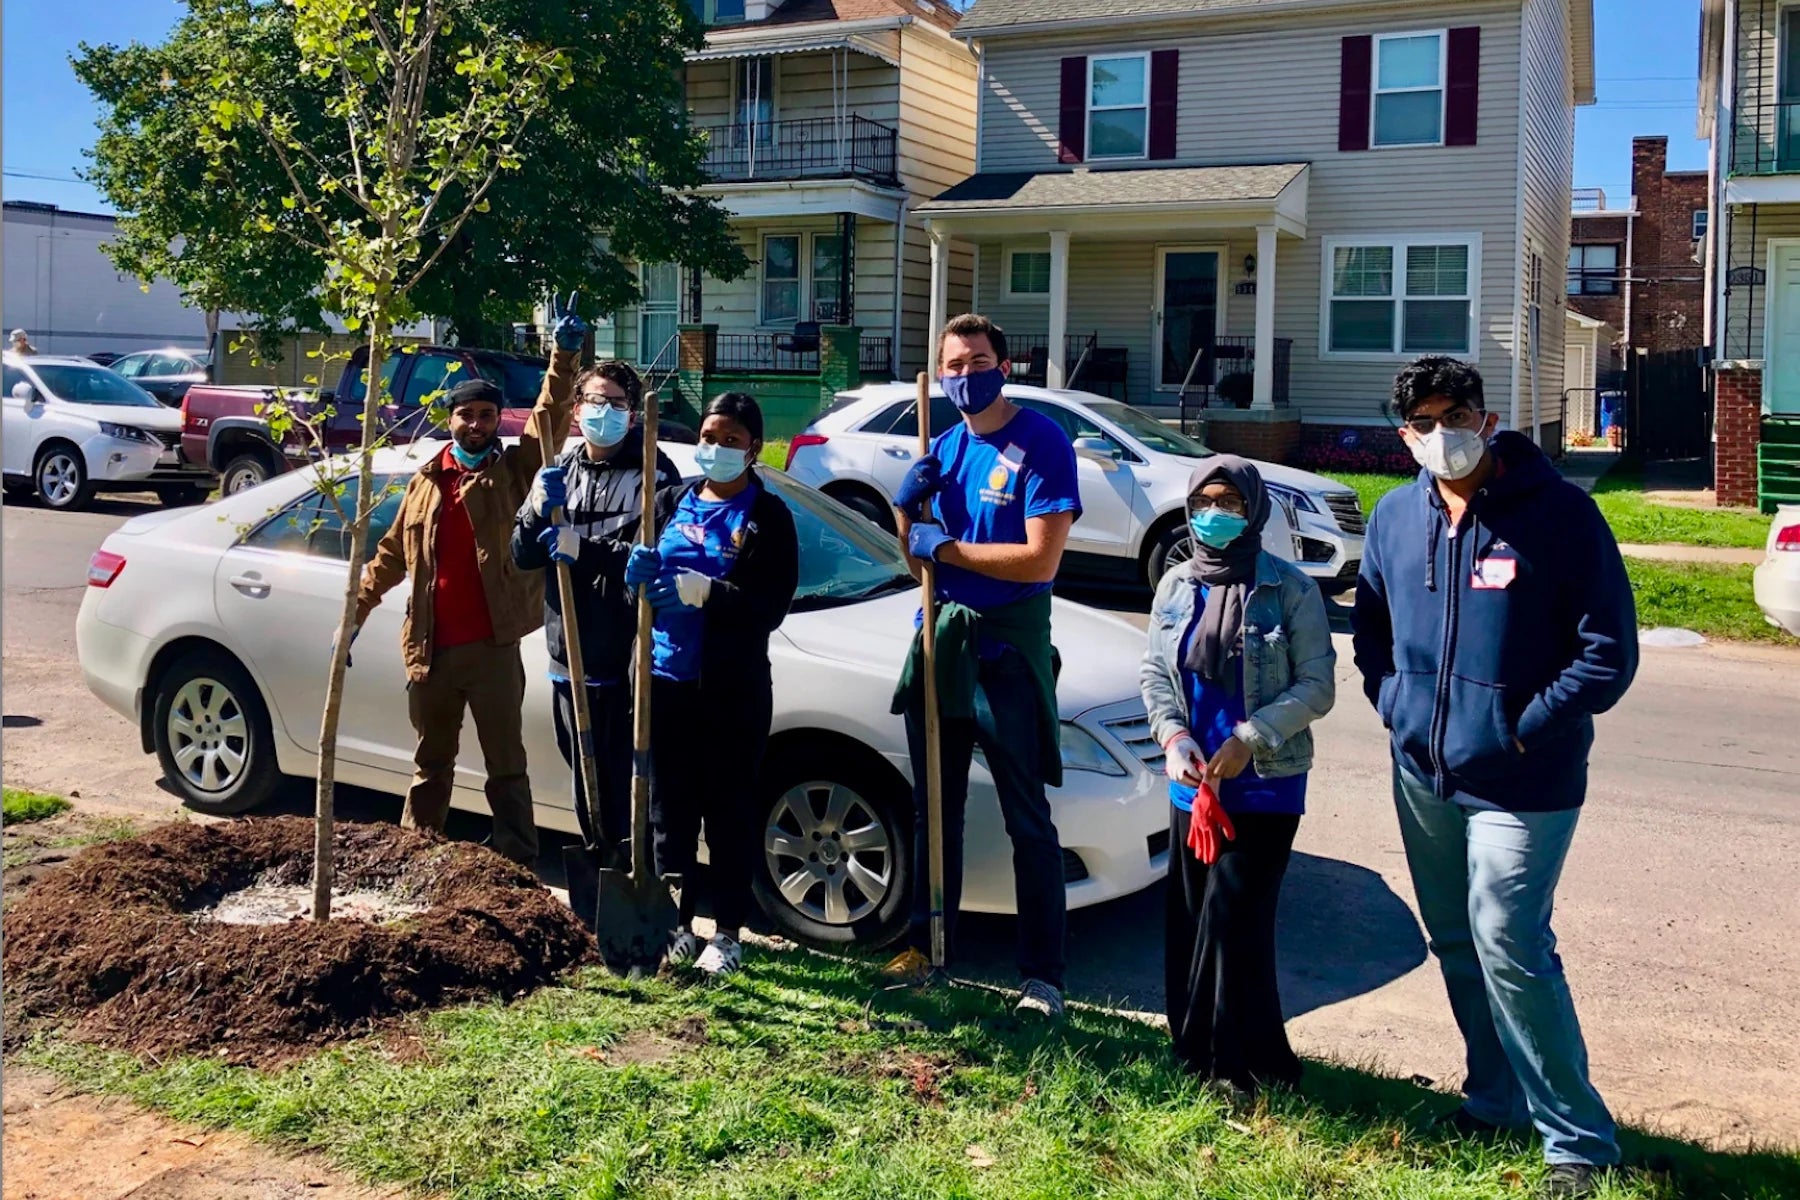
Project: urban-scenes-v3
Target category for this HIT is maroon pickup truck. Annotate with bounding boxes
[181,345,694,495]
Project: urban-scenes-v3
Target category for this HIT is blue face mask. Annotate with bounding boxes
[450,440,491,470]
[695,442,750,483]
[941,367,1006,416]
[1189,508,1250,549]
[580,404,630,448]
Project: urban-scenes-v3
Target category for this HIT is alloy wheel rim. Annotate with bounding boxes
[765,781,892,926]
[1165,532,1195,572]
[226,466,263,494]
[168,677,250,793]
[38,453,79,505]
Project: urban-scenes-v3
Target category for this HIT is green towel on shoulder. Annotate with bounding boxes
[890,590,1063,787]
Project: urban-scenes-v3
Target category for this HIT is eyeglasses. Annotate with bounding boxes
[1404,407,1484,436]
[579,393,632,412]
[1192,497,1248,517]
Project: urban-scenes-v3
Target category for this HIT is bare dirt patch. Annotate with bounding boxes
[2,817,594,1064]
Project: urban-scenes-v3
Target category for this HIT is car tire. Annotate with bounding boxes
[1143,518,1194,590]
[753,743,911,949]
[152,649,281,816]
[220,452,273,495]
[34,443,95,511]
[156,483,213,507]
[825,484,897,534]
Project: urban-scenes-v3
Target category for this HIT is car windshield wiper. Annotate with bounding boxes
[848,574,918,602]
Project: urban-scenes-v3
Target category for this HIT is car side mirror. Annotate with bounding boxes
[1073,436,1121,471]
[11,381,40,405]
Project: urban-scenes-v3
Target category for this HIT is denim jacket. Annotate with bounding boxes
[1140,553,1337,778]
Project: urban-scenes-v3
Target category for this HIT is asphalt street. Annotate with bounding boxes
[4,492,1797,1148]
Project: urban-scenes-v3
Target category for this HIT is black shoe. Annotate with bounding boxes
[1433,1106,1507,1139]
[1544,1163,1608,1198]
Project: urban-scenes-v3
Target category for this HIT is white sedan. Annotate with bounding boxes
[787,382,1366,592]
[76,442,1169,948]
[1753,505,1800,636]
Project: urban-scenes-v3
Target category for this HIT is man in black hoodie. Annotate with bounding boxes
[1351,357,1637,1199]
[512,360,681,859]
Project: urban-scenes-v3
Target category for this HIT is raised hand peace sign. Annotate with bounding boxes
[550,290,588,353]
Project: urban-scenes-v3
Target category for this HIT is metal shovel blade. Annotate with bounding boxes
[594,868,679,976]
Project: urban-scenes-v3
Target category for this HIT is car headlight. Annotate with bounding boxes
[1267,483,1317,527]
[1059,722,1128,777]
[98,422,156,445]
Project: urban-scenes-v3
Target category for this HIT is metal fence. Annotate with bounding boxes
[698,115,898,186]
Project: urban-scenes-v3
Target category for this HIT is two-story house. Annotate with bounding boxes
[913,0,1594,467]
[1700,0,1800,509]
[597,0,978,436]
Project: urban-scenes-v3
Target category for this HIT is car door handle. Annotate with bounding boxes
[883,446,912,460]
[229,573,271,596]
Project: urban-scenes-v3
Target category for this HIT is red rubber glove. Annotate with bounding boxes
[1185,780,1236,866]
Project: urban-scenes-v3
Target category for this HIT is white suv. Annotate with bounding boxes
[788,383,1365,592]
[4,353,213,510]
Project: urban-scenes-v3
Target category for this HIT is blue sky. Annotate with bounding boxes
[4,0,1709,215]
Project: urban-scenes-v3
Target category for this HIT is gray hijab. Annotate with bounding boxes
[1183,455,1271,687]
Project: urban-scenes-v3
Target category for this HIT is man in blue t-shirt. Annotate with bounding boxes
[885,313,1082,1020]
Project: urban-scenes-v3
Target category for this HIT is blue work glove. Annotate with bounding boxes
[337,624,360,670]
[646,572,703,611]
[625,544,662,587]
[907,523,954,562]
[529,466,566,519]
[894,454,942,522]
[539,524,579,565]
[549,290,588,353]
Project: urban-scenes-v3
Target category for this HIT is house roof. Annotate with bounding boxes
[916,162,1306,212]
[760,0,961,33]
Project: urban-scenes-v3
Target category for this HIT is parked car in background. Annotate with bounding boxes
[1754,506,1800,637]
[77,441,1168,949]
[182,343,697,496]
[789,383,1365,592]
[3,353,215,510]
[86,351,125,367]
[110,348,213,406]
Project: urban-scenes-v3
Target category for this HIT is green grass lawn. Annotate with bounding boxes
[1627,559,1793,643]
[1322,471,1414,521]
[2,788,70,825]
[20,948,1798,1199]
[760,438,789,471]
[1590,470,1770,549]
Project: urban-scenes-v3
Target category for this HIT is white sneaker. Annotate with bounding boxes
[696,932,742,978]
[1014,978,1065,1020]
[668,930,702,967]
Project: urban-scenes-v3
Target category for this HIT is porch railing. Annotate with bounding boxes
[1176,336,1294,433]
[1734,100,1800,175]
[698,115,899,186]
[713,330,892,378]
[1004,332,1128,399]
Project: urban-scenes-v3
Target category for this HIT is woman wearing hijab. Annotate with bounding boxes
[623,392,799,977]
[1139,455,1337,1090]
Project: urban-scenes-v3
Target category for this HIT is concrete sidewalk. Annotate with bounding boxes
[1617,542,1767,566]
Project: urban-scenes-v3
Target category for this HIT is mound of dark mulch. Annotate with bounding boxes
[1,817,595,1064]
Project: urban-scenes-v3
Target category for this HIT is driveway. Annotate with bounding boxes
[6,497,1798,1147]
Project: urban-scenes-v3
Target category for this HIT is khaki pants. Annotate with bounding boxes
[404,639,537,866]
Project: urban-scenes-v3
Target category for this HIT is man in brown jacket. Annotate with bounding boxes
[353,295,585,866]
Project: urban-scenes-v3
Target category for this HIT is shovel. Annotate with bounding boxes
[593,393,679,976]
[534,406,615,936]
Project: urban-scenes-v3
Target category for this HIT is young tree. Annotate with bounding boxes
[198,0,573,919]
[75,0,745,357]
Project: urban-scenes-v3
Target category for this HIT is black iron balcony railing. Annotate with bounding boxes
[1732,100,1800,175]
[713,330,893,378]
[699,115,899,186]
[1178,336,1294,433]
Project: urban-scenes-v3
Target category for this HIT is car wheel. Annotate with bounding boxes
[825,484,897,534]
[1144,519,1194,589]
[156,483,213,507]
[753,744,911,949]
[152,649,280,815]
[34,444,95,511]
[220,453,272,495]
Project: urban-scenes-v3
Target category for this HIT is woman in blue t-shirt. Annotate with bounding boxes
[624,393,799,978]
[1139,456,1336,1091]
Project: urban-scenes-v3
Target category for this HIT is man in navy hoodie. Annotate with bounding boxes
[1352,357,1637,1199]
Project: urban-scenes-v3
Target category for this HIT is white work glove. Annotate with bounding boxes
[538,524,579,565]
[1163,730,1204,787]
[673,568,712,607]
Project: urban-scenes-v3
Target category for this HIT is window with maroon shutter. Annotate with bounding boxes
[1339,36,1373,152]
[1445,27,1481,146]
[1059,56,1087,164]
[1149,49,1179,160]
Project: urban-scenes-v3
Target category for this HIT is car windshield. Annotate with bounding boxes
[757,470,916,610]
[30,364,162,408]
[472,356,549,407]
[1091,402,1211,457]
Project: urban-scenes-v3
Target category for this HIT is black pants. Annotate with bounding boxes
[1165,806,1302,1090]
[550,679,633,860]
[649,674,772,937]
[902,650,1066,990]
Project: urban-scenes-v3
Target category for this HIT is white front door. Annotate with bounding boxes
[1768,243,1800,416]
[638,263,680,373]
[1154,247,1226,391]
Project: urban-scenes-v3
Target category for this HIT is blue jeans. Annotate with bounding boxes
[1393,765,1619,1167]
[902,649,1067,990]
